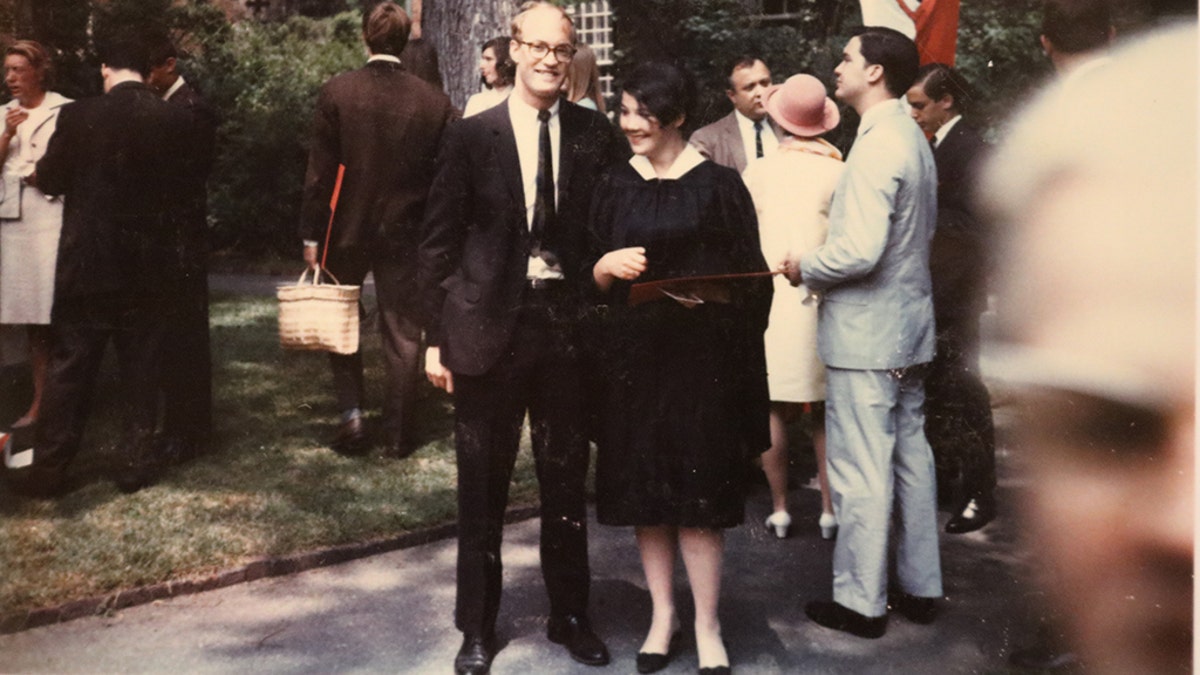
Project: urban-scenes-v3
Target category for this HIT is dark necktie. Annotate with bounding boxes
[754,119,764,158]
[929,135,938,150]
[532,108,555,258]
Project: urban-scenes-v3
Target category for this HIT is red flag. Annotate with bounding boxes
[894,0,961,66]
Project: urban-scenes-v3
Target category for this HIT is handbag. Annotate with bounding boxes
[277,164,361,354]
[0,174,21,219]
[277,266,360,354]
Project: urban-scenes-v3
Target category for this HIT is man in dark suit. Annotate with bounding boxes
[14,30,195,496]
[399,0,443,89]
[689,56,785,174]
[147,32,219,464]
[418,3,627,672]
[300,1,454,458]
[906,63,996,534]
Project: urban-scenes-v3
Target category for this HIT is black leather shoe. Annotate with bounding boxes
[114,442,162,494]
[887,591,939,624]
[698,667,731,675]
[636,631,680,673]
[454,633,494,674]
[805,600,886,638]
[945,495,996,534]
[547,613,610,666]
[331,416,368,456]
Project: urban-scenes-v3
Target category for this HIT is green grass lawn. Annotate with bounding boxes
[0,292,542,615]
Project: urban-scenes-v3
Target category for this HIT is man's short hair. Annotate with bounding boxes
[725,55,762,89]
[511,1,576,44]
[5,40,53,89]
[145,28,177,69]
[853,26,919,98]
[96,29,154,77]
[362,1,411,56]
[1042,0,1112,54]
[914,62,974,114]
[620,61,697,133]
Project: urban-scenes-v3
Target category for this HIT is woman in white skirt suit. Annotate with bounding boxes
[0,40,71,428]
[742,74,843,539]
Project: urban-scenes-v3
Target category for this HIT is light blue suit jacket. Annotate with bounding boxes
[799,99,937,370]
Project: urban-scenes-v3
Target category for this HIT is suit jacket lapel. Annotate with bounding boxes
[489,105,526,216]
[722,114,746,170]
[557,103,579,201]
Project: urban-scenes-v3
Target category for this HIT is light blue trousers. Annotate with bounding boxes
[825,365,943,617]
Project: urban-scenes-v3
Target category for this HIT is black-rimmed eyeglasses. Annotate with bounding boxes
[515,39,576,62]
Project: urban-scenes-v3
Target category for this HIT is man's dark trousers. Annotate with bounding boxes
[36,295,167,474]
[451,287,590,636]
[924,317,996,503]
[326,249,422,447]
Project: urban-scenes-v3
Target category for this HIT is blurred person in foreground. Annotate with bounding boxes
[979,21,1194,675]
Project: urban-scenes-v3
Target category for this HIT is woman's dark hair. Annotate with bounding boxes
[620,61,697,133]
[481,36,515,89]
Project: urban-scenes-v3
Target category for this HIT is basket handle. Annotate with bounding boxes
[296,266,343,286]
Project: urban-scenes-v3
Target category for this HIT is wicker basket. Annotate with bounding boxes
[277,268,360,355]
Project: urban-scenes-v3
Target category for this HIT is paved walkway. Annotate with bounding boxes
[0,453,1045,674]
[0,276,1046,673]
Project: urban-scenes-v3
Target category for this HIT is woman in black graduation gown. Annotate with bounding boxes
[587,61,772,674]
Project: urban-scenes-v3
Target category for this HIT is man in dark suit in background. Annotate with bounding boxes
[147,31,219,464]
[399,0,443,89]
[418,3,627,672]
[689,56,784,174]
[300,0,454,458]
[13,30,194,496]
[906,63,996,534]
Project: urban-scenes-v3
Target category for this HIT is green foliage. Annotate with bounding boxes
[195,13,364,254]
[613,0,1052,147]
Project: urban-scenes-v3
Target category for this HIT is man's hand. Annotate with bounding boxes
[779,256,803,287]
[425,346,453,393]
[303,243,319,270]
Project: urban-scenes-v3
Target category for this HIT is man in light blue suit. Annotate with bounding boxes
[782,26,942,639]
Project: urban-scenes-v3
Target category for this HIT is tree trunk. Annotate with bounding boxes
[425,0,520,111]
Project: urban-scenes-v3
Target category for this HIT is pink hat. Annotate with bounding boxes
[764,74,839,138]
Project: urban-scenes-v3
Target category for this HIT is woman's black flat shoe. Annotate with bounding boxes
[636,631,681,673]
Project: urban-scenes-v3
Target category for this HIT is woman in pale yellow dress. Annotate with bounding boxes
[742,74,843,539]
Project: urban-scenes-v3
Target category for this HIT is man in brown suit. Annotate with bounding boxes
[300,1,454,457]
[689,56,785,174]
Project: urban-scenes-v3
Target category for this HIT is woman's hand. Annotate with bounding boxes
[778,255,803,287]
[3,107,27,141]
[593,246,647,291]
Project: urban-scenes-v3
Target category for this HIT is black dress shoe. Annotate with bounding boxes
[454,633,495,674]
[636,631,681,673]
[945,495,996,534]
[331,416,368,456]
[805,600,886,638]
[114,443,162,494]
[698,667,731,675]
[547,613,610,666]
[886,591,939,624]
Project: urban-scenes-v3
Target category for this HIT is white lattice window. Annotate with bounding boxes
[567,1,614,98]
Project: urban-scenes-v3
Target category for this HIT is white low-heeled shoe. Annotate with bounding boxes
[765,511,792,539]
[819,512,838,540]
